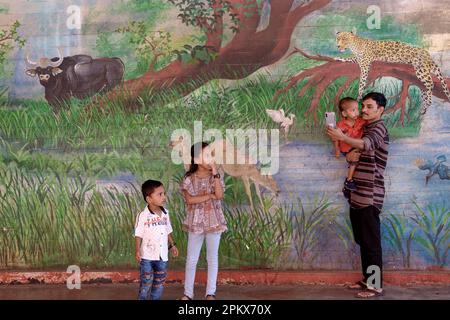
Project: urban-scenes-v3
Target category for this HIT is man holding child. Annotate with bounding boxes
[327,92,389,298]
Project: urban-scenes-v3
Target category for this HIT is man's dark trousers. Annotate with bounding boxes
[349,205,383,288]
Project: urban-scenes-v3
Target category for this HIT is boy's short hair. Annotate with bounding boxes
[362,92,387,108]
[338,97,358,113]
[141,179,163,201]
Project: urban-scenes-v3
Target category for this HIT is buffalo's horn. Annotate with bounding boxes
[50,47,64,67]
[25,50,38,67]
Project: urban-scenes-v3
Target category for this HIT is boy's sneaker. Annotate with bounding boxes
[344,179,357,191]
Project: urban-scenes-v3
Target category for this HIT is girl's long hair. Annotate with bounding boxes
[185,142,209,177]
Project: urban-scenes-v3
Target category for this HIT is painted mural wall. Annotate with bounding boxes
[0,0,448,271]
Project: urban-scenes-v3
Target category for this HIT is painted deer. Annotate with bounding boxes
[169,136,280,210]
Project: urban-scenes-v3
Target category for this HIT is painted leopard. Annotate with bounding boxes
[335,31,450,114]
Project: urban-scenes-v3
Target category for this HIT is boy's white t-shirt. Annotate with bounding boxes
[134,206,173,261]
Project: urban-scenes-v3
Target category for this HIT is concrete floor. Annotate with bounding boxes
[0,283,449,300]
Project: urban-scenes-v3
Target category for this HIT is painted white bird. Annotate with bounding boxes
[266,109,295,141]
[266,108,285,124]
[280,113,296,140]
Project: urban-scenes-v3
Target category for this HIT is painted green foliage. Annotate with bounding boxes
[94,0,171,79]
[0,19,26,98]
[382,203,449,268]
[411,202,449,267]
[116,22,172,69]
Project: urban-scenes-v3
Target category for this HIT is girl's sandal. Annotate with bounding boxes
[347,280,367,290]
[355,288,384,299]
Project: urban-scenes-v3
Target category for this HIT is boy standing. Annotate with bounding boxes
[135,179,178,300]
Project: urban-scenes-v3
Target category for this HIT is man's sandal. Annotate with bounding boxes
[179,295,192,300]
[206,294,216,300]
[347,280,367,290]
[355,287,384,299]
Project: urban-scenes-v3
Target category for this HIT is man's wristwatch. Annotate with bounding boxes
[213,173,221,179]
[169,242,176,250]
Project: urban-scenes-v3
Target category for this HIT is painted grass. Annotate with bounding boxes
[382,203,450,268]
[0,75,422,156]
[0,164,328,269]
[0,165,139,268]
[411,201,449,267]
[0,74,430,270]
[0,162,446,270]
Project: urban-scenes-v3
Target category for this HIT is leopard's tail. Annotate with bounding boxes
[432,62,450,102]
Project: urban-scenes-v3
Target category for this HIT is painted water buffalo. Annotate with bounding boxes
[25,48,124,109]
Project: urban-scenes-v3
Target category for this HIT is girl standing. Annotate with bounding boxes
[179,142,227,300]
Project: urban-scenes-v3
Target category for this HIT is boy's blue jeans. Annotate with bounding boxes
[138,259,168,300]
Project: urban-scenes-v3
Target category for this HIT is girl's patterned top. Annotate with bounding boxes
[180,173,227,234]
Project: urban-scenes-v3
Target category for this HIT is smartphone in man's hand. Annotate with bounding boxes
[325,112,337,129]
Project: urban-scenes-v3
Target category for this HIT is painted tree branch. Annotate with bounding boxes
[87,0,333,110]
[385,79,411,125]
[0,35,13,43]
[275,48,450,125]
